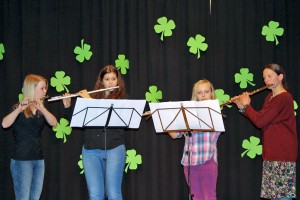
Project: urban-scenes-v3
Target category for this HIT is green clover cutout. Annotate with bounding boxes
[50,71,71,93]
[234,68,256,89]
[74,39,93,63]
[78,154,84,174]
[145,85,163,103]
[125,149,142,173]
[261,21,284,45]
[154,16,176,41]
[18,88,24,102]
[215,89,231,108]
[0,43,5,60]
[53,118,72,143]
[115,54,129,75]
[294,100,298,116]
[241,136,262,159]
[187,34,208,59]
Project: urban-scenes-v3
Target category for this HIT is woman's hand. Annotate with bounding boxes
[77,89,92,99]
[18,97,31,111]
[33,97,45,111]
[62,93,72,108]
[234,92,251,109]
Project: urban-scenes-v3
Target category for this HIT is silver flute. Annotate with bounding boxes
[20,96,49,106]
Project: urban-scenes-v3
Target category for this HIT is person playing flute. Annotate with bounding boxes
[233,63,298,200]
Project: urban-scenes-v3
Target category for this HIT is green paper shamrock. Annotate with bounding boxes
[115,54,129,74]
[125,149,142,173]
[0,43,5,60]
[78,155,84,174]
[74,39,93,63]
[145,86,163,103]
[18,88,24,102]
[53,118,72,143]
[234,68,256,89]
[261,21,284,45]
[50,71,71,93]
[154,16,176,41]
[294,100,298,116]
[187,34,208,59]
[241,136,262,159]
[215,89,231,108]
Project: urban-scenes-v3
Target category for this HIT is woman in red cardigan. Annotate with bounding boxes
[234,63,298,200]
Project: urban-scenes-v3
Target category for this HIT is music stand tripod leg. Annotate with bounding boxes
[187,131,194,200]
[102,105,113,200]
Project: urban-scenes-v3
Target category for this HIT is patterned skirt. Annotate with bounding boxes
[261,160,296,199]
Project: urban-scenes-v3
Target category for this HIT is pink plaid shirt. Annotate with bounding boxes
[179,131,220,166]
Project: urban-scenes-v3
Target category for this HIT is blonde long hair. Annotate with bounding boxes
[191,79,216,101]
[22,74,48,118]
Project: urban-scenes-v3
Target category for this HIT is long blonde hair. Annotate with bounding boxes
[191,79,216,101]
[22,74,48,118]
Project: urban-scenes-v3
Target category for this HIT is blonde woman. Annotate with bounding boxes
[2,74,57,200]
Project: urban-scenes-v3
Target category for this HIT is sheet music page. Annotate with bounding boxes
[70,98,146,128]
[149,100,225,133]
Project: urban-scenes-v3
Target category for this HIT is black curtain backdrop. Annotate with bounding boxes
[1,1,300,200]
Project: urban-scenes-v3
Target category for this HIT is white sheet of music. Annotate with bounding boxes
[149,100,225,133]
[70,98,146,128]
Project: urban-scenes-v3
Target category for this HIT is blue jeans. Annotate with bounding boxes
[82,145,126,200]
[272,199,292,200]
[10,159,45,200]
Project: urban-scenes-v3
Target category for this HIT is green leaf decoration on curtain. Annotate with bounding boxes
[294,100,298,116]
[0,43,5,60]
[261,21,284,45]
[145,85,163,103]
[125,149,142,173]
[241,136,262,159]
[154,16,176,41]
[187,34,208,59]
[50,71,71,93]
[74,39,93,63]
[215,89,231,108]
[52,118,72,143]
[115,54,129,74]
[18,88,24,102]
[234,68,256,89]
[78,155,84,174]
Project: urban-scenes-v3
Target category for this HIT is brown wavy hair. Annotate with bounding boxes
[90,65,126,99]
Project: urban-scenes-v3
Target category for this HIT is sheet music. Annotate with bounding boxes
[149,100,225,133]
[70,98,146,128]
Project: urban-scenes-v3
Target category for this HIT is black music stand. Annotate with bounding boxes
[70,98,146,200]
[149,100,225,200]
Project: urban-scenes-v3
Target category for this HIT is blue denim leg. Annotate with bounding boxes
[272,199,292,200]
[83,145,126,200]
[105,145,126,200]
[10,159,45,200]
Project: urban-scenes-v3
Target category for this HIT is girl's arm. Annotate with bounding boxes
[2,106,23,128]
[38,107,58,127]
[34,98,57,127]
[167,132,182,139]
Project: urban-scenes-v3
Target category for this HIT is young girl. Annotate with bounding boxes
[2,74,57,200]
[62,65,127,200]
[168,79,220,200]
